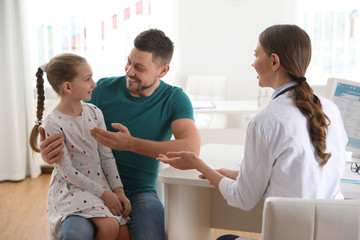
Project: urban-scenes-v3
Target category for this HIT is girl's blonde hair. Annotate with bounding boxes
[29,53,87,152]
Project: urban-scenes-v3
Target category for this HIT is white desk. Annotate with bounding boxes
[192,100,258,129]
[158,144,262,240]
[193,100,258,114]
[158,144,360,240]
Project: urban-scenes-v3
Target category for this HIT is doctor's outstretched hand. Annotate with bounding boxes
[156,151,225,189]
[156,151,201,170]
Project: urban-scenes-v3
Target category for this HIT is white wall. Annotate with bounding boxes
[152,0,300,100]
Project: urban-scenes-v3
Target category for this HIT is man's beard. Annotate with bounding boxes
[129,76,157,92]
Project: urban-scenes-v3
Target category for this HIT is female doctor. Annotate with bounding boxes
[156,24,348,239]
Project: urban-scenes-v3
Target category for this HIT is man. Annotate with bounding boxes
[40,29,201,240]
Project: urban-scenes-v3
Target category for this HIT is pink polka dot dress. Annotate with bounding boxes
[43,103,127,239]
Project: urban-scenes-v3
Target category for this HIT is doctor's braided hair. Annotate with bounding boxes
[29,53,87,152]
[259,25,331,167]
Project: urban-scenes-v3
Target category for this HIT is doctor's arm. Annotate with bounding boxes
[157,151,225,189]
[200,168,239,181]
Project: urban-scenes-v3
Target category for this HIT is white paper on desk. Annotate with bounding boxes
[341,162,360,184]
[192,101,216,109]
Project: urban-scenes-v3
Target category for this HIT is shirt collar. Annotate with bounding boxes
[271,81,297,100]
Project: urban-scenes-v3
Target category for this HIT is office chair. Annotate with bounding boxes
[259,197,360,240]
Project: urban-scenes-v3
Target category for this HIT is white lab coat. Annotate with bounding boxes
[219,90,348,211]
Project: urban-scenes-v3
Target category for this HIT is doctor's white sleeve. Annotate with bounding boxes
[218,119,275,211]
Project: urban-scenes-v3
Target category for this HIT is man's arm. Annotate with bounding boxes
[90,118,201,158]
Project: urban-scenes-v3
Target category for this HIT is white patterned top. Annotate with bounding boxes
[44,103,126,239]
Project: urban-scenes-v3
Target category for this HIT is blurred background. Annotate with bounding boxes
[1,0,359,180]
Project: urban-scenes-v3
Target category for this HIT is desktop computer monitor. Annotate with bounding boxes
[324,78,360,162]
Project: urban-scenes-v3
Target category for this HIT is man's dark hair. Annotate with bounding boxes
[134,29,174,66]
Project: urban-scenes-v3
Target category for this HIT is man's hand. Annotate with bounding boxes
[90,123,133,151]
[39,126,65,165]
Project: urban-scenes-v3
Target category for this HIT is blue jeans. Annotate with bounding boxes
[60,191,165,240]
[60,215,95,240]
[128,191,166,240]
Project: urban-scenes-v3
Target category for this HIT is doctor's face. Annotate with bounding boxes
[252,42,274,88]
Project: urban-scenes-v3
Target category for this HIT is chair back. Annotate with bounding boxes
[261,197,360,240]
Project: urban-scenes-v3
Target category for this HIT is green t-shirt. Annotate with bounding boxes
[89,76,194,196]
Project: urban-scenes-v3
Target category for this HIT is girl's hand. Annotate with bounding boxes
[101,190,122,216]
[114,188,131,217]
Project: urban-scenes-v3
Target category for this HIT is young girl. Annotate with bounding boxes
[29,53,131,240]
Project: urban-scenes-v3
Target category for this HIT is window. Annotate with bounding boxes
[299,0,360,85]
[29,0,154,115]
[33,0,153,83]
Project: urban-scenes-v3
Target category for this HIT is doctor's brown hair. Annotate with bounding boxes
[259,25,331,166]
[29,53,87,152]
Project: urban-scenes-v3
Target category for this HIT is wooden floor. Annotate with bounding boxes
[0,173,50,240]
[0,173,260,240]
